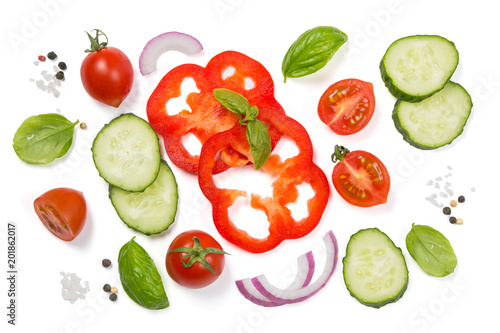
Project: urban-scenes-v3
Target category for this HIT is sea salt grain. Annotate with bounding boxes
[60,272,90,304]
[425,195,443,208]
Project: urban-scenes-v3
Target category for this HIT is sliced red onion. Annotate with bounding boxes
[139,32,203,75]
[286,251,315,290]
[235,251,315,307]
[235,230,338,307]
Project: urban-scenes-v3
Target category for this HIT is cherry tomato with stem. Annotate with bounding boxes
[80,29,133,108]
[166,230,229,289]
[318,78,375,135]
[331,145,390,207]
[34,187,87,241]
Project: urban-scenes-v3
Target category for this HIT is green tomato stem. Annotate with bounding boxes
[84,29,109,53]
[168,237,229,276]
[331,145,350,163]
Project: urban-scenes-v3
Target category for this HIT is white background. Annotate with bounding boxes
[1,0,499,332]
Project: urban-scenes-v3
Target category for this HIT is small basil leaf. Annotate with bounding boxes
[12,113,79,164]
[246,119,271,170]
[246,105,259,121]
[406,223,457,277]
[282,26,348,82]
[118,237,169,310]
[213,88,250,116]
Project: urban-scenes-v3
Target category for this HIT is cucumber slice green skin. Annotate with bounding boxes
[92,113,161,192]
[380,35,459,102]
[109,160,178,236]
[393,81,472,150]
[343,228,409,309]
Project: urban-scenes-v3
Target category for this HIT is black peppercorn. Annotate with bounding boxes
[109,293,118,302]
[449,216,457,224]
[442,207,451,215]
[58,62,67,70]
[55,71,64,80]
[102,258,111,268]
[47,51,57,60]
[103,283,111,292]
[458,195,465,203]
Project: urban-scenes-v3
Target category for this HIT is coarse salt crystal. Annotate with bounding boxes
[60,272,90,304]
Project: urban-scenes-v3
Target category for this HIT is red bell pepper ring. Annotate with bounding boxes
[198,107,330,253]
[147,50,284,174]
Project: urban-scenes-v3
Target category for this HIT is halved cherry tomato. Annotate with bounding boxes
[331,145,390,207]
[318,78,375,135]
[165,230,228,289]
[34,187,87,241]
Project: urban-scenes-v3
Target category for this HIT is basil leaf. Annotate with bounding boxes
[118,237,169,310]
[282,26,348,82]
[213,89,272,169]
[12,113,79,164]
[406,223,457,277]
[213,88,250,116]
[246,119,271,170]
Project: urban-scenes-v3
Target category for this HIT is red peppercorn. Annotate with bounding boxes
[38,55,46,61]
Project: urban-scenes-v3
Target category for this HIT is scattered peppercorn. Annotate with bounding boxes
[458,195,465,203]
[109,293,118,302]
[58,62,67,70]
[55,71,65,80]
[38,55,46,61]
[450,200,457,207]
[442,207,451,215]
[456,218,463,225]
[103,284,111,292]
[449,216,457,224]
[80,122,87,130]
[111,287,118,294]
[47,51,57,60]
[102,258,111,268]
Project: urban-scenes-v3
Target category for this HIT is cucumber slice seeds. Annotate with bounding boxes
[92,113,161,192]
[380,35,459,102]
[109,160,178,235]
[393,81,472,149]
[343,228,408,308]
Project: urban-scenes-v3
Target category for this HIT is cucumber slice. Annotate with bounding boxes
[380,35,459,102]
[109,160,178,235]
[343,228,408,308]
[393,81,472,149]
[92,113,161,192]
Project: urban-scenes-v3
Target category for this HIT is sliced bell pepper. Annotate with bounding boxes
[147,50,284,174]
[198,107,330,253]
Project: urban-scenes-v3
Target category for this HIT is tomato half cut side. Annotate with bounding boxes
[34,187,87,241]
[331,146,390,207]
[318,79,375,135]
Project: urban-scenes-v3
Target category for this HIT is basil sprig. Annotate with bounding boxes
[12,113,79,164]
[118,237,169,310]
[213,88,271,170]
[406,223,458,277]
[282,26,348,82]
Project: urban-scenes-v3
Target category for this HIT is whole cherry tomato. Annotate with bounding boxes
[166,230,228,289]
[80,29,133,107]
[318,78,375,135]
[331,145,390,207]
[34,187,87,241]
